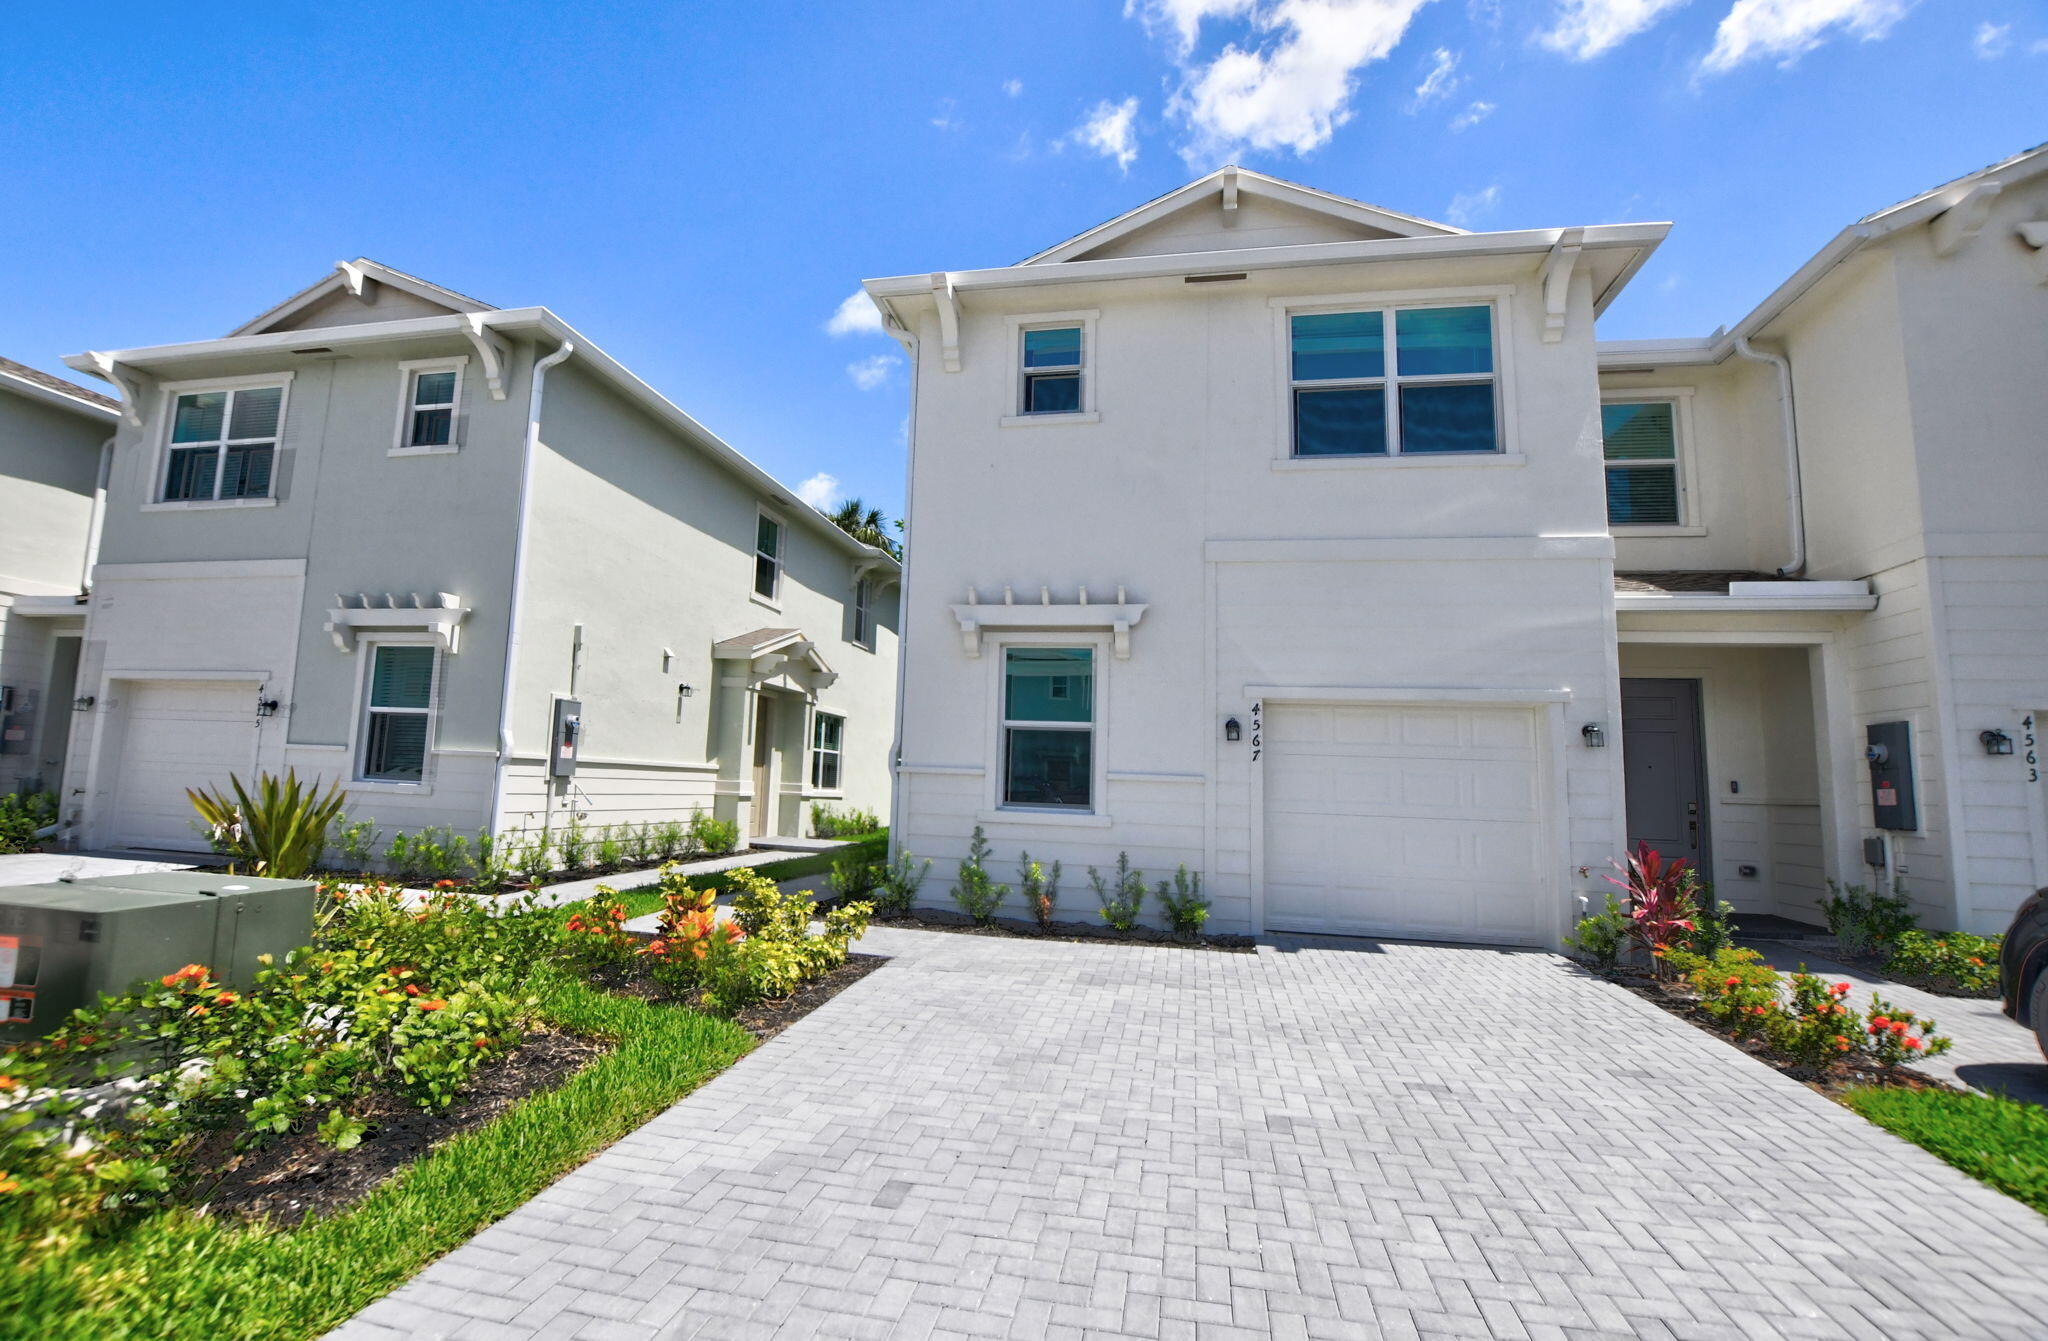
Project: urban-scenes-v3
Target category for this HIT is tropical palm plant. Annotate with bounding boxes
[187,770,349,879]
[826,497,899,556]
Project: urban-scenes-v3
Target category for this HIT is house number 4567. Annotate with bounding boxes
[1250,701,1262,763]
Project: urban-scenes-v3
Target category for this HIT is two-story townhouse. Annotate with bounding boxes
[868,169,1668,945]
[0,357,117,801]
[1598,142,2048,938]
[56,260,898,859]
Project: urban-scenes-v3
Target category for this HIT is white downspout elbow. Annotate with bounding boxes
[1734,336,1807,578]
[486,336,575,837]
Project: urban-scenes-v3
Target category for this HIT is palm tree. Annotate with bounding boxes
[826,497,898,557]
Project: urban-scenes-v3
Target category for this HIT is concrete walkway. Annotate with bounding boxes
[0,850,196,887]
[335,927,2048,1341]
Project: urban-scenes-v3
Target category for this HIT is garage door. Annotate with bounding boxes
[107,681,261,852]
[1263,703,1547,945]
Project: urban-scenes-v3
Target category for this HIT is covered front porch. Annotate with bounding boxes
[709,627,840,842]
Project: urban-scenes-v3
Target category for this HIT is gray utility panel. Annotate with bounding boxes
[0,873,316,1041]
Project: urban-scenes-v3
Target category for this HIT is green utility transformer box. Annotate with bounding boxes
[0,873,316,1041]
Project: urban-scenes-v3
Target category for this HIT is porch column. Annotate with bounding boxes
[711,665,752,833]
[1808,637,1867,890]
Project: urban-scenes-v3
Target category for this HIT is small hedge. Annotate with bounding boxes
[616,833,889,920]
[1840,1086,2048,1218]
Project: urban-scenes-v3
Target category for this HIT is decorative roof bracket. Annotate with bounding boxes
[335,260,374,299]
[931,272,962,373]
[1538,228,1583,345]
[462,312,513,400]
[2016,221,2048,284]
[82,352,143,426]
[1220,166,1239,220]
[1930,183,2002,257]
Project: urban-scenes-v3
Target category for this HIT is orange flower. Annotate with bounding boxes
[188,1004,209,1017]
[0,1177,17,1194]
[473,1037,490,1049]
[1903,1037,1923,1051]
[1871,1016,1891,1029]
[434,879,458,890]
[0,1076,17,1093]
[215,991,238,1006]
[404,984,422,997]
[1724,977,1742,989]
[160,964,209,989]
[417,999,447,1012]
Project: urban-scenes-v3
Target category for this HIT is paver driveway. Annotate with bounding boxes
[335,926,2048,1340]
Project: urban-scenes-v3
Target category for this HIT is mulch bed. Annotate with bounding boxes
[1603,966,1961,1099]
[187,1025,612,1225]
[1748,935,1999,1000]
[870,908,1257,952]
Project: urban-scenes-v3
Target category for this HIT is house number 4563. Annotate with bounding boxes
[1250,701,1262,763]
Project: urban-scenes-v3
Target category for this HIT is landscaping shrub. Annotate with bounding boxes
[652,819,692,863]
[1886,930,2002,994]
[811,804,880,839]
[472,828,517,893]
[1091,852,1147,932]
[1683,887,1739,958]
[327,818,380,873]
[1671,945,1779,1040]
[624,822,657,868]
[187,771,348,880]
[1768,972,1864,1070]
[1019,853,1061,928]
[1862,993,1953,1074]
[875,850,931,917]
[1565,892,1630,971]
[1155,865,1209,938]
[688,809,740,858]
[951,826,1008,923]
[515,834,553,889]
[556,818,591,872]
[689,868,872,1014]
[0,790,56,855]
[826,848,881,903]
[636,884,744,996]
[1607,843,1697,976]
[1821,878,1917,958]
[594,826,625,873]
[559,890,637,972]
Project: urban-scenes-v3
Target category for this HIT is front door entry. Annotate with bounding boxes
[750,695,775,838]
[1621,678,1711,879]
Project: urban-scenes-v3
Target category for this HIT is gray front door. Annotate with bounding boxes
[1621,678,1710,879]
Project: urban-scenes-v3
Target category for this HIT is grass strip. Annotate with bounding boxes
[616,832,889,919]
[1,965,754,1341]
[1840,1085,2048,1218]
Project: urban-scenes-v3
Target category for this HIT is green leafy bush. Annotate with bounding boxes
[1840,1087,2048,1217]
[875,850,931,916]
[559,889,637,972]
[1862,993,1953,1074]
[1565,892,1630,971]
[556,817,591,872]
[1682,883,1738,958]
[472,828,517,893]
[950,826,1007,923]
[1154,865,1208,938]
[827,849,881,902]
[688,809,740,857]
[1886,930,2002,994]
[0,790,57,855]
[1768,971,1864,1070]
[327,817,380,872]
[1019,853,1061,928]
[516,833,553,888]
[1091,852,1147,932]
[685,868,872,1014]
[188,770,348,880]
[1670,945,1779,1040]
[811,804,881,839]
[1821,878,1917,957]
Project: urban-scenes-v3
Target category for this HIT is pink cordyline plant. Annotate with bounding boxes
[1607,842,1698,977]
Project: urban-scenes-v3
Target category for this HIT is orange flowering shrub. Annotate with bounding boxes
[1863,993,1954,1073]
[560,889,636,971]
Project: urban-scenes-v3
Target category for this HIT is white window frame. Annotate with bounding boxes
[1600,387,1703,535]
[752,507,784,609]
[390,356,467,456]
[148,371,294,510]
[810,710,845,792]
[350,637,442,792]
[999,309,1100,427]
[984,634,1109,824]
[1270,286,1518,468]
[851,574,875,650]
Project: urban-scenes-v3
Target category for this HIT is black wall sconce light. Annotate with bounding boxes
[256,697,281,718]
[1980,728,2015,756]
[677,683,695,698]
[1581,722,1606,748]
[71,695,95,713]
[1224,717,1241,742]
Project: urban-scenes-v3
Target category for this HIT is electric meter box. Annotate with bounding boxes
[1865,720,1919,832]
[0,873,316,1041]
[549,697,582,778]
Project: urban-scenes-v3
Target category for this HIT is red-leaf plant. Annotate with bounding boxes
[1607,842,1698,978]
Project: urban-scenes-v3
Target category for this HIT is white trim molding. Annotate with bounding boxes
[1247,684,1574,705]
[952,585,1147,659]
[1614,580,1875,614]
[325,593,471,654]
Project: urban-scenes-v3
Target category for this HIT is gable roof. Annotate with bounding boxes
[0,355,119,421]
[1019,165,1464,266]
[229,258,496,337]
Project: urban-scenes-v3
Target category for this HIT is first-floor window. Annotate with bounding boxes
[811,712,844,790]
[1002,646,1093,810]
[164,384,285,501]
[1602,401,1681,525]
[361,645,436,782]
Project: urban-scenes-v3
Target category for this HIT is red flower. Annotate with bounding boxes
[404,984,422,997]
[417,999,447,1012]
[1831,982,1851,996]
[1903,1037,1923,1051]
[215,991,238,1005]
[473,1037,490,1049]
[1871,1016,1891,1029]
[160,964,209,989]
[1890,1021,1908,1036]
[1724,977,1742,988]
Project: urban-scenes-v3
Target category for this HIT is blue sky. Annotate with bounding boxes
[3,1,2040,520]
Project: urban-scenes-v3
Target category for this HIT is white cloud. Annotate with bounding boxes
[1127,0,1263,54]
[931,98,961,131]
[1074,96,1143,171]
[1446,183,1500,226]
[825,290,884,338]
[1973,21,2011,58]
[1450,98,1495,129]
[1004,77,1025,96]
[1413,46,1460,102]
[1701,0,1916,73]
[796,473,842,510]
[1167,0,1438,163]
[1538,0,1689,60]
[847,354,900,391]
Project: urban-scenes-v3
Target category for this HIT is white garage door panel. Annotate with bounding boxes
[1263,703,1546,945]
[109,681,261,852]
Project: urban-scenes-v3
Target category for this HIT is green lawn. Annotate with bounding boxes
[616,832,889,920]
[2,963,754,1341]
[1840,1086,2048,1218]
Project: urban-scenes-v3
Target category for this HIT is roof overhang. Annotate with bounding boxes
[0,365,118,423]
[713,628,837,689]
[1615,579,1876,613]
[230,258,494,338]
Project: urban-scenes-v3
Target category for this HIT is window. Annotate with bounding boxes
[1002,647,1093,810]
[163,384,285,501]
[360,645,436,782]
[811,712,844,790]
[1289,305,1497,457]
[1020,325,1083,415]
[754,513,782,601]
[396,359,463,451]
[1602,401,1681,526]
[852,575,874,649]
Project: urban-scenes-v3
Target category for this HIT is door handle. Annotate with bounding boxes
[1687,819,1699,848]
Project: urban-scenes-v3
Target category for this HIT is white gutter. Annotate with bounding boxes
[485,336,574,838]
[1732,337,1808,577]
[80,437,113,593]
[881,301,918,863]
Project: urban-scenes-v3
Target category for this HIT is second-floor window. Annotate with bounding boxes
[852,575,874,649]
[397,359,464,451]
[163,384,285,502]
[754,513,782,601]
[1020,325,1083,414]
[1290,305,1497,457]
[1602,401,1681,526]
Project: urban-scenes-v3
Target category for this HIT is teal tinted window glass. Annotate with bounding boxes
[1606,465,1680,525]
[163,447,217,501]
[228,385,283,440]
[1398,384,1497,454]
[171,391,227,443]
[1290,312,1383,381]
[1394,306,1492,376]
[218,444,273,498]
[369,646,435,709]
[1024,372,1081,414]
[1004,729,1092,809]
[1601,402,1675,460]
[363,714,427,781]
[414,371,457,406]
[1004,647,1092,722]
[1022,326,1081,369]
[1293,387,1387,456]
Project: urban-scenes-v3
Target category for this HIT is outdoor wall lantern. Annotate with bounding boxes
[256,697,281,718]
[1224,717,1241,742]
[71,695,95,713]
[1980,728,2015,756]
[1581,722,1606,748]
[677,683,695,698]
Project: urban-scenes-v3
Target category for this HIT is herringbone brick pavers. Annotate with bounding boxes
[331,927,2048,1340]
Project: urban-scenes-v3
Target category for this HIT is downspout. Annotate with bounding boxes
[79,437,113,594]
[884,302,918,861]
[1733,337,1807,577]
[485,336,575,838]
